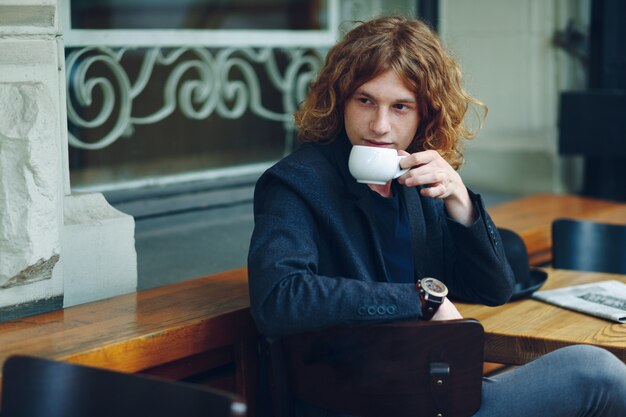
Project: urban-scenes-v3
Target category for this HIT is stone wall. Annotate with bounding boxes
[0,0,137,318]
[0,83,60,289]
[0,0,65,313]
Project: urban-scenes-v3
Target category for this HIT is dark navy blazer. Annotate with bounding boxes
[248,133,515,338]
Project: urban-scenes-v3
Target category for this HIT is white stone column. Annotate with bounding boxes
[0,0,137,315]
[0,0,64,312]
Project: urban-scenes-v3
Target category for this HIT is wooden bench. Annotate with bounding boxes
[0,268,257,415]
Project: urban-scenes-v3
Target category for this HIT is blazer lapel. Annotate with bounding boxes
[327,134,390,282]
[402,186,426,280]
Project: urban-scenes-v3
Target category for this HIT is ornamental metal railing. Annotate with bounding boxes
[60,0,385,189]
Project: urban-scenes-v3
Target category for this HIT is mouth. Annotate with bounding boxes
[362,139,394,148]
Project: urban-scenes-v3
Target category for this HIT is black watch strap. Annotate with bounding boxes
[419,296,438,320]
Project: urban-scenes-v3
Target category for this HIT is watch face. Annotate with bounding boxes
[422,278,448,297]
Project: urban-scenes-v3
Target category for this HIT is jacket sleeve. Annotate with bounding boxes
[441,190,516,306]
[247,172,421,337]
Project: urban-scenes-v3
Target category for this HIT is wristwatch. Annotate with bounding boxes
[416,277,448,320]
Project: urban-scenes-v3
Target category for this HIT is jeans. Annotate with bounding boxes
[477,345,626,417]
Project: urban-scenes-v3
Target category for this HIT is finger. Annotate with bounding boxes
[400,151,449,171]
[420,184,448,199]
[403,164,440,178]
[404,171,446,188]
[408,150,441,165]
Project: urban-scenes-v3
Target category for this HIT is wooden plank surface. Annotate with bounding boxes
[0,267,255,382]
[489,193,624,265]
[457,268,626,365]
[586,204,626,223]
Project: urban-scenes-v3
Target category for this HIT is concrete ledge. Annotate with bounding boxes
[0,1,57,34]
[62,193,137,307]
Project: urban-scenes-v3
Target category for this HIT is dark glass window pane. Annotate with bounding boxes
[71,0,328,30]
[66,46,322,187]
[67,0,328,188]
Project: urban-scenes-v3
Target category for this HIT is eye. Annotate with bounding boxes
[357,96,371,104]
[394,103,409,111]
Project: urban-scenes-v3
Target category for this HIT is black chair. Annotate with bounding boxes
[264,319,484,417]
[552,218,626,274]
[1,355,246,417]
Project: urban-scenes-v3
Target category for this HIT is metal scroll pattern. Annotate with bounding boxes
[65,47,324,151]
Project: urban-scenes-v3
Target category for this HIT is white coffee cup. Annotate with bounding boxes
[348,145,409,185]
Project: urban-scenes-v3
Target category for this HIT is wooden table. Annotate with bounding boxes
[0,268,258,414]
[457,268,626,365]
[489,193,626,265]
[3,193,626,413]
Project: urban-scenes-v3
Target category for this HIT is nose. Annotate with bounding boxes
[369,108,391,136]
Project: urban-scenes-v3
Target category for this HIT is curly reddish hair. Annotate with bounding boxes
[294,16,486,169]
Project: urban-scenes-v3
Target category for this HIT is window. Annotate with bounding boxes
[63,0,334,190]
[60,0,418,288]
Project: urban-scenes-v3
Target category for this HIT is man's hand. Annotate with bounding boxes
[430,298,463,321]
[397,150,476,226]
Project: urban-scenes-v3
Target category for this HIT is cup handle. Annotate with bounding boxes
[393,155,409,179]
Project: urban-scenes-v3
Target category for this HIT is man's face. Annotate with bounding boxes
[344,70,420,151]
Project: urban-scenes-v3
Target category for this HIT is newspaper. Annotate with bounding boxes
[532,280,626,323]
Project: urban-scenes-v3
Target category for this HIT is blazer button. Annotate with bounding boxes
[386,305,397,315]
[367,306,377,316]
[357,306,367,316]
[377,306,386,315]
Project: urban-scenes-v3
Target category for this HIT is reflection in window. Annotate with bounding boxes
[71,0,328,30]
[66,1,328,189]
[67,46,324,187]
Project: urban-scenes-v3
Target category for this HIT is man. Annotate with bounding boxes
[248,16,626,417]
